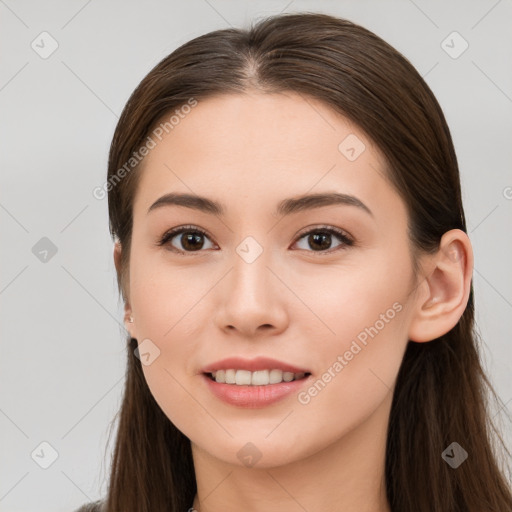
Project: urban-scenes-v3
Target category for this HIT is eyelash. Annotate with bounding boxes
[156,224,354,256]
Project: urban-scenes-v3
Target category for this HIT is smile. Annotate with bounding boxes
[207,369,310,385]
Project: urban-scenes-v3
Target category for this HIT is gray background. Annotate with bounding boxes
[1,1,511,510]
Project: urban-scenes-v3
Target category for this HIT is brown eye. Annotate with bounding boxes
[293,227,354,254]
[158,225,215,253]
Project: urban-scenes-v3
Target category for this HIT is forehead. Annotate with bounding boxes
[132,91,402,225]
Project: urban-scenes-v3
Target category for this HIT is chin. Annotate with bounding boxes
[192,430,321,470]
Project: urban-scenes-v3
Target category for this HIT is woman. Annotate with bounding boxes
[76,12,512,512]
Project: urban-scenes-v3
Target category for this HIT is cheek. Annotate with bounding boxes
[129,246,212,346]
[289,251,409,350]
[287,297,408,465]
[129,251,216,428]
[303,302,408,411]
[291,252,410,414]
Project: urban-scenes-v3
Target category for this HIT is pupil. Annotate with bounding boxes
[309,233,331,251]
[182,232,203,251]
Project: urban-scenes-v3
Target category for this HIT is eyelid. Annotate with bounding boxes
[294,224,353,242]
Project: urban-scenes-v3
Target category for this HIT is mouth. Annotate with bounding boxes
[204,369,311,386]
[202,371,312,408]
[200,357,313,408]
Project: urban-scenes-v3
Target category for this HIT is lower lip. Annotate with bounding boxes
[202,374,310,408]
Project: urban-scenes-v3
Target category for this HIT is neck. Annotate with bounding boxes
[191,389,393,512]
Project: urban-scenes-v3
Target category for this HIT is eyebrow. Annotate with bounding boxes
[147,192,373,217]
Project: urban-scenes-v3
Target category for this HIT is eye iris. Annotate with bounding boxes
[309,232,332,251]
[181,232,204,251]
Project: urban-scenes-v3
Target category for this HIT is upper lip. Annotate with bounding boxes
[201,356,310,374]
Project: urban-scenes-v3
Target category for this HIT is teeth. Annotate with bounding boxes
[225,369,236,384]
[209,369,308,385]
[235,370,252,385]
[251,370,269,385]
[269,369,283,384]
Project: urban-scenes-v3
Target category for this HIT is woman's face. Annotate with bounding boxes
[125,91,420,468]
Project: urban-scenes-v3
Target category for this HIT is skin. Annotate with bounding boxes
[114,91,473,512]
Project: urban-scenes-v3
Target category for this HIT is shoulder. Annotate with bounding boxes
[72,499,105,512]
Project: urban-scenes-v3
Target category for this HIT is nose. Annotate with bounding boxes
[213,249,289,339]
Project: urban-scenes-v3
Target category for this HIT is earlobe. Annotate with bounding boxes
[408,229,473,343]
[123,310,134,330]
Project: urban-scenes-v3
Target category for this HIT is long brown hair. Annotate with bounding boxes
[102,12,512,511]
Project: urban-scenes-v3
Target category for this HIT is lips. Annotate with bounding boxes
[200,356,312,408]
[201,356,310,374]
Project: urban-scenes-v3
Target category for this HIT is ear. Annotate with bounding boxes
[114,241,134,334]
[408,229,473,343]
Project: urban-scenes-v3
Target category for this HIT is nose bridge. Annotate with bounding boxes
[229,236,273,301]
[214,235,288,335]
